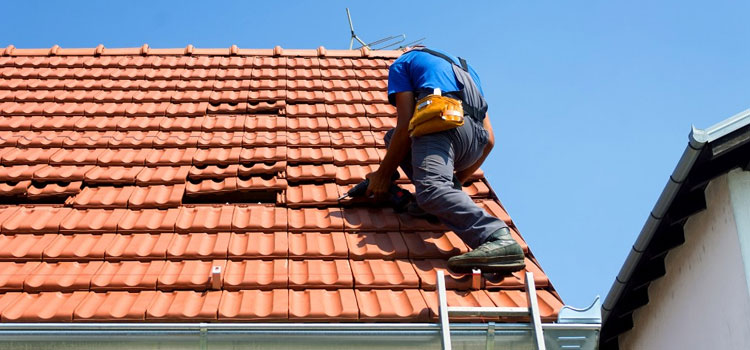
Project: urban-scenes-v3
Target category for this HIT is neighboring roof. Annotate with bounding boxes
[601,109,750,348]
[0,45,562,323]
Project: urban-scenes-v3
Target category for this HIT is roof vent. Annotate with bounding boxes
[49,45,60,56]
[140,44,150,56]
[94,44,104,56]
[184,44,194,55]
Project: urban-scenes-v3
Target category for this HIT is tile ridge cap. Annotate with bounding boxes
[3,45,403,58]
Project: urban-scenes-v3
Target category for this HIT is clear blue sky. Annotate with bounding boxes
[3,0,748,307]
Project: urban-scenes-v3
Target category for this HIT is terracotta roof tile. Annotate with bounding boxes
[158,260,226,291]
[345,231,408,260]
[42,233,116,261]
[0,48,560,324]
[288,289,358,321]
[356,289,429,321]
[351,259,419,289]
[68,186,135,208]
[2,291,88,321]
[0,234,57,260]
[223,259,287,290]
[0,164,45,181]
[285,183,339,207]
[117,208,179,233]
[146,291,221,320]
[74,291,155,321]
[227,232,287,258]
[49,148,104,165]
[167,232,230,259]
[402,231,469,259]
[0,262,40,291]
[237,161,285,176]
[343,208,400,232]
[91,261,164,291]
[288,232,348,259]
[24,261,102,292]
[1,206,70,234]
[105,233,174,260]
[59,209,125,233]
[218,289,288,320]
[193,147,241,166]
[175,205,233,232]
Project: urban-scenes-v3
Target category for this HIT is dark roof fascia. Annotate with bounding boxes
[600,109,750,349]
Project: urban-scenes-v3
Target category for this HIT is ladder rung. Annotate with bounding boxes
[447,306,528,317]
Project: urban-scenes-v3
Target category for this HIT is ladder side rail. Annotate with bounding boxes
[525,271,546,350]
[437,270,453,350]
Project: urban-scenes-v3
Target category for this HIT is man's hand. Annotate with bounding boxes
[365,170,391,199]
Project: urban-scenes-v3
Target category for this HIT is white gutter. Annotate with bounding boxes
[0,322,599,350]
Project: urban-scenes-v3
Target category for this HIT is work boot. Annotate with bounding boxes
[447,227,525,273]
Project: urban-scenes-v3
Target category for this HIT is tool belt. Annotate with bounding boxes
[408,94,464,137]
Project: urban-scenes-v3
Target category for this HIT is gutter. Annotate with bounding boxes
[602,109,750,321]
[0,322,600,350]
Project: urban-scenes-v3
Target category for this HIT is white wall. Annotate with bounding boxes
[619,171,750,350]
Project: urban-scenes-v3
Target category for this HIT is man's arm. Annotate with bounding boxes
[455,113,495,183]
[366,91,415,197]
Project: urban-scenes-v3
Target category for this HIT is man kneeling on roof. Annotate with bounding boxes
[366,47,525,273]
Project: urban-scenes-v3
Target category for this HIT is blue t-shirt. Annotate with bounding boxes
[387,48,484,106]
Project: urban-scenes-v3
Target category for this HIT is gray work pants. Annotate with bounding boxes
[384,118,508,248]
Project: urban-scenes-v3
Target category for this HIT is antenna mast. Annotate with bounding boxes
[346,8,423,50]
[347,8,368,50]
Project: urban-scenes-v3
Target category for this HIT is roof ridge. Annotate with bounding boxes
[1,45,403,58]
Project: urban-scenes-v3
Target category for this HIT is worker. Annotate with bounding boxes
[366,47,525,273]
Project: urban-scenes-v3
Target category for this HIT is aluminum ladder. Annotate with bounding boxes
[436,270,546,350]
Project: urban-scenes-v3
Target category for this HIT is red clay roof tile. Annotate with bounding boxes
[288,289,357,321]
[356,289,429,321]
[0,234,57,260]
[411,259,473,290]
[343,208,400,232]
[2,291,88,322]
[128,184,185,208]
[345,231,408,260]
[105,233,174,260]
[175,205,233,233]
[351,259,419,289]
[1,206,70,234]
[68,186,135,208]
[42,233,116,261]
[285,183,339,207]
[59,209,125,233]
[0,262,40,291]
[91,261,164,291]
[288,232,348,259]
[218,289,288,321]
[167,232,230,259]
[402,231,469,259]
[227,232,287,258]
[158,260,226,291]
[146,291,221,320]
[223,259,287,290]
[25,261,102,292]
[74,291,155,321]
[193,147,241,165]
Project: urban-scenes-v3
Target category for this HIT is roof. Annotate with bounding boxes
[601,109,750,348]
[0,45,562,323]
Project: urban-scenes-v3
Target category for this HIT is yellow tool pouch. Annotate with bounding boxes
[408,94,464,137]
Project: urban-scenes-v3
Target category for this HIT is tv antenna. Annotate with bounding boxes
[346,8,425,50]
